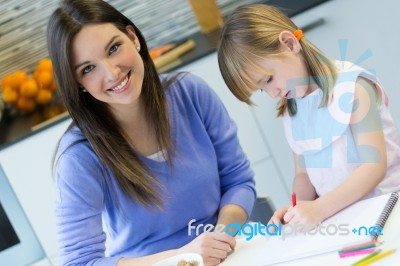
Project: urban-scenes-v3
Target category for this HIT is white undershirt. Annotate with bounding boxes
[146,150,167,162]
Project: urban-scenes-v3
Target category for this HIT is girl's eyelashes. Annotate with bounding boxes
[259,76,273,85]
[258,76,273,90]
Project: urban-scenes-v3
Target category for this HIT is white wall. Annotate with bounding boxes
[0,119,71,265]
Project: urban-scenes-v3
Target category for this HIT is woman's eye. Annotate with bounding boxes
[266,76,273,83]
[109,43,120,55]
[82,65,94,75]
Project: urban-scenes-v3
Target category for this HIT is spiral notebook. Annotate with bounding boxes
[254,192,399,266]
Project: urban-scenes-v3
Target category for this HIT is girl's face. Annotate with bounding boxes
[248,49,314,99]
[71,23,144,108]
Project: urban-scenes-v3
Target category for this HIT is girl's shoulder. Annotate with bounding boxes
[282,61,388,154]
[333,60,381,92]
[332,60,388,107]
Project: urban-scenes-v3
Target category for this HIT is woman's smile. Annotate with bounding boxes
[107,70,131,93]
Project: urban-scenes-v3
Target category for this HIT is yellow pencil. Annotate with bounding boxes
[351,249,381,266]
[355,248,396,266]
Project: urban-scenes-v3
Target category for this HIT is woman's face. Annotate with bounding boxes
[71,23,144,108]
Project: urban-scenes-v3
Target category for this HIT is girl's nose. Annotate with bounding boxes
[268,88,281,99]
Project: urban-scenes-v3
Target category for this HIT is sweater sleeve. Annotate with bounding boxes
[54,147,120,266]
[185,74,256,218]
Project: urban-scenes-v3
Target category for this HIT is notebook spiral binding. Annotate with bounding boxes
[373,192,399,240]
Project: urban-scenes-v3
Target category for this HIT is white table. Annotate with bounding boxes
[221,197,400,266]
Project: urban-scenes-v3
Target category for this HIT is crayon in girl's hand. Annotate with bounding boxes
[291,193,297,207]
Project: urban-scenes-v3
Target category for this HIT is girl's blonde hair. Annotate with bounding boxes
[218,4,337,116]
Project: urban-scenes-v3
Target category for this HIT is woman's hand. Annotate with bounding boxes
[180,232,236,266]
[283,200,326,230]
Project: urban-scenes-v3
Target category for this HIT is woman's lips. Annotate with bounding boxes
[108,71,131,92]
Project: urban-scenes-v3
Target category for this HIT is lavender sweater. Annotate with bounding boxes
[54,73,256,266]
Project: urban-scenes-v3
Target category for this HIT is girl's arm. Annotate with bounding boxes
[284,77,387,226]
[316,77,387,219]
[292,152,317,201]
[269,153,317,226]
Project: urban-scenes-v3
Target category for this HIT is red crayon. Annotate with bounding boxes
[292,193,297,207]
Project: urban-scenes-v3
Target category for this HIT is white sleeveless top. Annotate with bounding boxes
[282,61,400,198]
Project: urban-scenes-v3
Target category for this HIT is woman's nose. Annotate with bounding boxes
[103,60,119,82]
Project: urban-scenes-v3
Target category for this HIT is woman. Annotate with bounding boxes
[48,0,256,265]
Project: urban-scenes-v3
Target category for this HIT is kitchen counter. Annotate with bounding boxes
[0,0,330,150]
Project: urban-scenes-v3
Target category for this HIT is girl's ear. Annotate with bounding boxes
[278,30,301,53]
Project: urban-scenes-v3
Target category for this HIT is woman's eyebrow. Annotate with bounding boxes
[74,60,90,71]
[104,35,118,51]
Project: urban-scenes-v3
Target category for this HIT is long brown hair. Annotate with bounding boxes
[48,0,174,208]
[218,4,337,116]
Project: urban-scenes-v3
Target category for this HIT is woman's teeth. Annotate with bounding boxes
[110,76,128,91]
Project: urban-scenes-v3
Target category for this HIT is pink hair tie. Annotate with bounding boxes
[293,29,303,41]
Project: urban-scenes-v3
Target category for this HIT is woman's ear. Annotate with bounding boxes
[278,30,301,53]
[126,25,140,49]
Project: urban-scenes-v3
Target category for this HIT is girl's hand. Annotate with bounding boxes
[180,232,236,266]
[267,204,290,232]
[283,200,325,230]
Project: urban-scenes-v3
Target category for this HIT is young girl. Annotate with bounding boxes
[218,4,400,228]
[48,0,255,265]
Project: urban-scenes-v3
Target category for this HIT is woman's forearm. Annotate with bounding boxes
[117,249,179,266]
[216,204,248,226]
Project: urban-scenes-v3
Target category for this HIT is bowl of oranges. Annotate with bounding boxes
[1,58,56,113]
[1,58,66,125]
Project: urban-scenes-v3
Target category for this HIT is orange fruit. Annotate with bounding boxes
[36,88,53,105]
[36,70,53,88]
[17,97,36,113]
[9,70,28,90]
[2,86,19,104]
[33,69,41,81]
[1,74,13,90]
[49,79,57,92]
[37,58,53,72]
[20,79,39,98]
